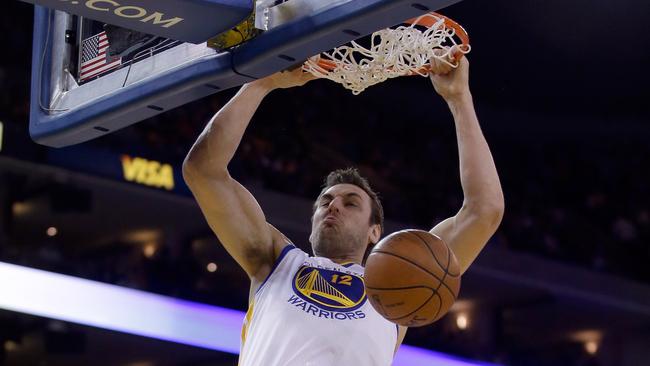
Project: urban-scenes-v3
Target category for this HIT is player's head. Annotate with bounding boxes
[309,168,384,264]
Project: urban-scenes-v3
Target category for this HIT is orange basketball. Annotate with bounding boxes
[364,229,461,327]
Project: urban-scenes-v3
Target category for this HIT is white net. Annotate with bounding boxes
[303,13,470,95]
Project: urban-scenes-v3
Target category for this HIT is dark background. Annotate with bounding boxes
[1,0,650,365]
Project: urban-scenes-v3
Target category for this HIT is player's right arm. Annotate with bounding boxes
[182,68,315,284]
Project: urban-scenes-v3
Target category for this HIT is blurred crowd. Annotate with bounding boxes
[107,81,650,284]
[2,57,649,283]
[2,2,647,285]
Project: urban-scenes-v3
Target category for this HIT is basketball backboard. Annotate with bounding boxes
[28,0,464,147]
[20,0,252,43]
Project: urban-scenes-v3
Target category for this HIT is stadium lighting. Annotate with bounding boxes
[585,340,599,355]
[143,243,157,258]
[0,261,499,366]
[4,340,18,352]
[46,227,58,237]
[456,313,469,330]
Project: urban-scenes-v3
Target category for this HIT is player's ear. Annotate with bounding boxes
[369,224,381,245]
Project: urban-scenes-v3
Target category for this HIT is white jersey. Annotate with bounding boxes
[239,244,398,366]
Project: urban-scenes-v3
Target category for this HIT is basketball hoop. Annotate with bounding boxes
[303,12,471,95]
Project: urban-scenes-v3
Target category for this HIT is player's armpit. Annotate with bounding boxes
[248,224,294,297]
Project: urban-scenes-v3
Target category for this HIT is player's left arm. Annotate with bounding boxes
[428,51,505,275]
[393,52,503,356]
[395,52,504,353]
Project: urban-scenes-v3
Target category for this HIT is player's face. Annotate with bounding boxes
[310,184,379,260]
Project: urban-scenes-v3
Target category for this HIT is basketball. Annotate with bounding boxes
[364,229,461,327]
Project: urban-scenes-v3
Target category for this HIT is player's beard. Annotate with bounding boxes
[310,222,366,259]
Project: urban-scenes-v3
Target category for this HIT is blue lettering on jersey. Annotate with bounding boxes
[287,295,366,320]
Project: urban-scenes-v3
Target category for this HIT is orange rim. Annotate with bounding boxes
[314,12,470,73]
[405,12,470,51]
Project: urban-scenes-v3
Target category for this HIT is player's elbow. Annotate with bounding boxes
[182,133,230,177]
[182,155,229,187]
[464,196,504,232]
[485,201,504,232]
[182,155,200,182]
[181,158,198,185]
[182,144,204,177]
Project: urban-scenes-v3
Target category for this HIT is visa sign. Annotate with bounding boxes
[121,155,174,191]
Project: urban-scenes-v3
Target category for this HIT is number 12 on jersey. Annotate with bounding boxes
[331,274,352,286]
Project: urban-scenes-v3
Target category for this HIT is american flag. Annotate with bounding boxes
[79,31,122,82]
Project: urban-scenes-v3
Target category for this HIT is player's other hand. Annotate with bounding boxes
[429,45,470,101]
[253,66,316,91]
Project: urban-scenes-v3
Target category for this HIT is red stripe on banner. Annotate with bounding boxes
[86,61,121,79]
[81,56,106,70]
[81,51,107,67]
[81,57,118,76]
[80,60,121,81]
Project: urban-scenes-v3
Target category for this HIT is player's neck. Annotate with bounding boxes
[327,255,362,266]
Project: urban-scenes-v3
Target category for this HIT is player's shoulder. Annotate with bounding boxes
[267,223,302,261]
[249,225,303,295]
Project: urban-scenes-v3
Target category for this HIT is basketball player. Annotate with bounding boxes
[182,51,504,365]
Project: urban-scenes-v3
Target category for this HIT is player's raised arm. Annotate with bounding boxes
[428,52,505,274]
[182,68,315,281]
